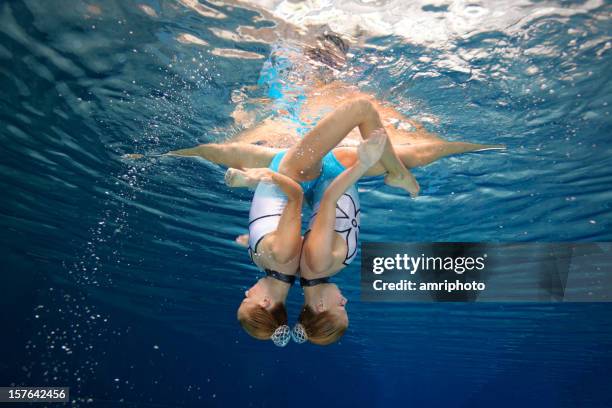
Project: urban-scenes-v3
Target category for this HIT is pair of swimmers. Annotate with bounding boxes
[156,96,503,346]
[126,33,504,346]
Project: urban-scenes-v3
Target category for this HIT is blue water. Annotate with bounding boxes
[1,0,611,406]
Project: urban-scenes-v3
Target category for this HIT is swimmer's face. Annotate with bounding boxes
[236,300,257,322]
[241,279,271,309]
[237,280,272,326]
[298,283,349,345]
[237,285,289,341]
[317,284,348,325]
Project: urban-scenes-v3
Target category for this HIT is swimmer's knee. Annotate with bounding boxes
[348,98,377,121]
[303,245,333,275]
[350,97,374,112]
[270,244,298,265]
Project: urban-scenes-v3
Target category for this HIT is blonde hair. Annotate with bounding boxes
[237,303,288,340]
[298,304,348,345]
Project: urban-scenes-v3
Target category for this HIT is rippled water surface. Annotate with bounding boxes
[1,0,611,406]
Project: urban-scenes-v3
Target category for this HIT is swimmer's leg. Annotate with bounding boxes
[364,141,506,173]
[303,134,385,273]
[165,143,279,169]
[282,98,418,196]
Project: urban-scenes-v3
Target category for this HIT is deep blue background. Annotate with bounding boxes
[0,0,610,406]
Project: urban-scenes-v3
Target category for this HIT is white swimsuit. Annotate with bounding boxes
[247,180,287,256]
[248,150,361,266]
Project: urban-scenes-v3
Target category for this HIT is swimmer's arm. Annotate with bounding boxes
[267,171,303,200]
[166,143,278,169]
[267,172,303,264]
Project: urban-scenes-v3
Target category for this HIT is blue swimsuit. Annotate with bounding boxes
[257,42,311,136]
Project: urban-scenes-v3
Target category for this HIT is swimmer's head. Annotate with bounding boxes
[304,32,349,71]
[298,283,348,345]
[237,279,289,341]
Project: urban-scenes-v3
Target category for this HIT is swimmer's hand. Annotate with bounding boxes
[235,234,249,247]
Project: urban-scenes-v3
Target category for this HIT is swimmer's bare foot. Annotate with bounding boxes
[357,131,386,168]
[225,168,273,188]
[385,171,420,198]
[365,128,421,197]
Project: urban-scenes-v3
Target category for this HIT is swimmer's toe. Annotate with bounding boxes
[235,234,249,247]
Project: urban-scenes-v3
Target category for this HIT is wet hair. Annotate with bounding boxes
[237,302,288,340]
[321,33,349,54]
[305,32,349,70]
[298,304,348,345]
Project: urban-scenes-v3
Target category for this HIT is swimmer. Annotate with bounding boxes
[134,98,502,346]
[145,97,504,197]
[126,34,505,191]
[227,131,388,346]
[221,98,416,346]
[229,32,479,152]
[188,33,506,191]
[295,129,388,345]
[227,167,304,346]
[124,40,505,345]
[124,100,503,346]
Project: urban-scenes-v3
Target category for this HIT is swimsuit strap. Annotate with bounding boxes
[265,269,296,286]
[300,276,331,287]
